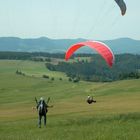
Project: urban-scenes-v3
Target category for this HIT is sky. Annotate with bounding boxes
[0,0,139,40]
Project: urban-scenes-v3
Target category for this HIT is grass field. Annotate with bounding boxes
[0,60,140,140]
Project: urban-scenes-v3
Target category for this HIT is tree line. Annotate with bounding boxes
[0,51,65,60]
[0,51,140,82]
[46,54,140,82]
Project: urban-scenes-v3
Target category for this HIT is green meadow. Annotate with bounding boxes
[0,60,140,140]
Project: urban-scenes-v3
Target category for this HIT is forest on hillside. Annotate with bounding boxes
[46,54,140,82]
[0,51,140,82]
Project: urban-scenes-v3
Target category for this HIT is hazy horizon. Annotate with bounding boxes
[0,0,139,40]
[0,36,139,41]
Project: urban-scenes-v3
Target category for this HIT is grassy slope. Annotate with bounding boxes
[0,60,140,140]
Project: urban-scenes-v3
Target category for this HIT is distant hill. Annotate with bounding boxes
[0,37,140,54]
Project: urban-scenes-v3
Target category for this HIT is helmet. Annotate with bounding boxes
[40,97,44,101]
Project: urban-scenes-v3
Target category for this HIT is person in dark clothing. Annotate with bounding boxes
[87,95,96,104]
[36,97,52,128]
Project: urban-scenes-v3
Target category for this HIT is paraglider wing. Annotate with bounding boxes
[65,41,115,67]
[114,0,126,16]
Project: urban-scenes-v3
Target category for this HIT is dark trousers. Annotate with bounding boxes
[38,114,46,127]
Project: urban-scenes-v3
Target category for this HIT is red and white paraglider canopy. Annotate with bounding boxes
[65,41,115,67]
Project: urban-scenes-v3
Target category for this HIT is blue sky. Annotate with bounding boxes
[0,0,139,40]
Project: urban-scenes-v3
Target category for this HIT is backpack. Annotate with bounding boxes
[38,100,46,115]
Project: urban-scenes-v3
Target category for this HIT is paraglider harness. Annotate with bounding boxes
[87,96,96,104]
[35,97,51,115]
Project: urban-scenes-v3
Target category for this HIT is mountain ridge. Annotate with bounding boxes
[0,37,140,54]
